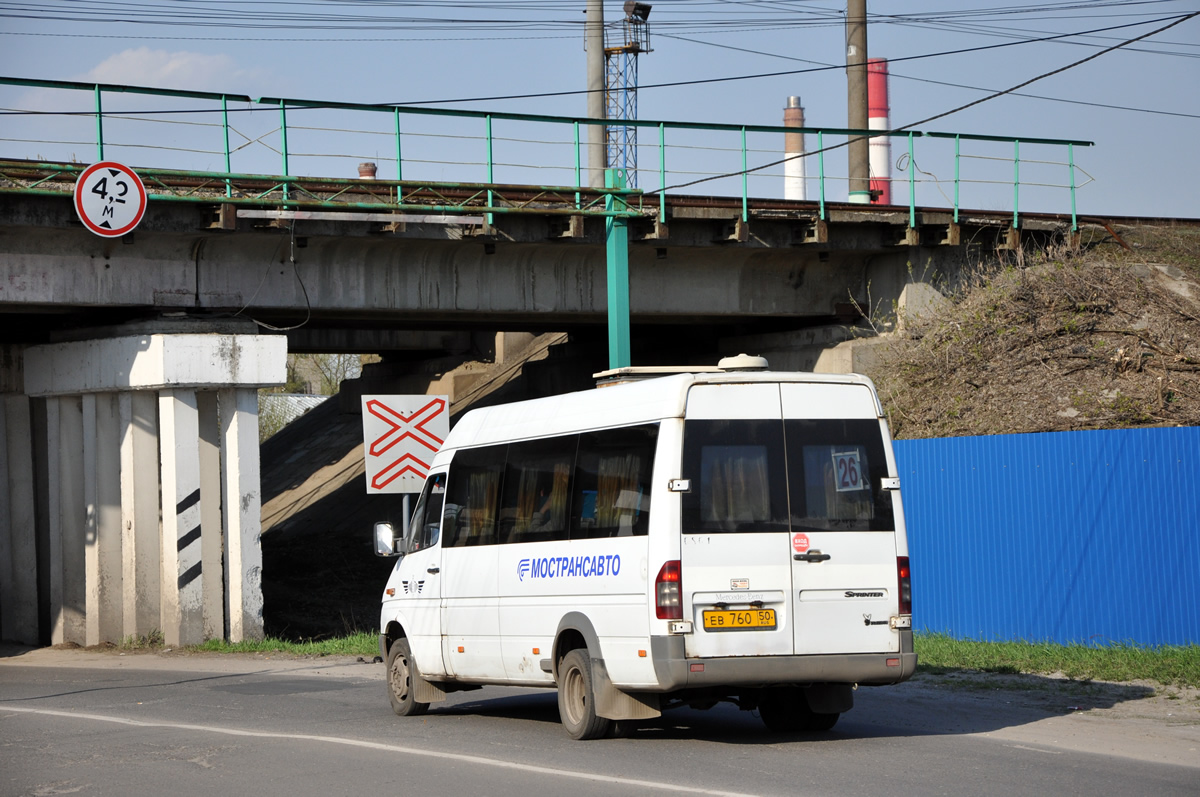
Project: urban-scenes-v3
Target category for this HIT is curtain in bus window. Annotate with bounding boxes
[801,445,873,524]
[596,453,638,530]
[573,424,657,539]
[681,420,789,533]
[465,470,500,545]
[703,445,772,527]
[443,445,505,547]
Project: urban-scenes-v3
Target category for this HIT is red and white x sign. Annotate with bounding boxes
[361,395,449,494]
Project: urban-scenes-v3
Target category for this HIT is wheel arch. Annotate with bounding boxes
[379,617,409,660]
[552,612,602,682]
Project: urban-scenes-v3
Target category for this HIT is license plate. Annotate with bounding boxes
[702,608,776,631]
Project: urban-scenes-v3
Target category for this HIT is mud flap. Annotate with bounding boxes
[413,672,448,704]
[591,658,661,720]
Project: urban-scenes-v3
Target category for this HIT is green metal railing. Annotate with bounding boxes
[1,76,1093,228]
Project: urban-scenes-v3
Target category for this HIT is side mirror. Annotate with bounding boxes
[374,521,401,558]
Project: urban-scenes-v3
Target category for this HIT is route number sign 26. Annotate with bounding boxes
[832,450,864,493]
[73,161,148,237]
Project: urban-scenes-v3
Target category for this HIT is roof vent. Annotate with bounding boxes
[717,353,769,372]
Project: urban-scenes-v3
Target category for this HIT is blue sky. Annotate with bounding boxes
[2,1,1197,218]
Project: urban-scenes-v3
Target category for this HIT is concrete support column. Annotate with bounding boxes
[56,396,87,645]
[221,388,264,641]
[83,392,124,645]
[119,391,161,638]
[159,389,204,647]
[0,395,38,644]
[196,391,225,640]
[25,329,285,646]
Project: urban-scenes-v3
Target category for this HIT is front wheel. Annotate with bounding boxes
[557,648,612,740]
[387,638,430,717]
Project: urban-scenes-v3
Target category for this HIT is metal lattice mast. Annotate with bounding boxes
[604,3,652,188]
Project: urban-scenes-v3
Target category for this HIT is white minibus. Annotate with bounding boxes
[375,356,915,739]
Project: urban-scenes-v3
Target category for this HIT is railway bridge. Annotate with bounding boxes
[0,76,1092,649]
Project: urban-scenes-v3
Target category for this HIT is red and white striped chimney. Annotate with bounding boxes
[783,96,807,201]
[867,58,891,205]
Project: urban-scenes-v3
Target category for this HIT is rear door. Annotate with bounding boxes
[680,383,793,659]
[781,383,899,656]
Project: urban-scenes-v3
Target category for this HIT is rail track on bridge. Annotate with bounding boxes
[7,157,1191,238]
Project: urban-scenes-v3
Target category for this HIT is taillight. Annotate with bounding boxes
[655,560,682,620]
[897,556,912,615]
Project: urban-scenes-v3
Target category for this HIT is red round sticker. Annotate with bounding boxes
[792,532,810,553]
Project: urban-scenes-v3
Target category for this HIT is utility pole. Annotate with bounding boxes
[586,0,606,188]
[846,0,871,203]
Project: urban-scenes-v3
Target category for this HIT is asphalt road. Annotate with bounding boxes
[1,646,1196,797]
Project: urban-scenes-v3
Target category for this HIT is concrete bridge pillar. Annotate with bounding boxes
[0,324,285,647]
[0,376,39,646]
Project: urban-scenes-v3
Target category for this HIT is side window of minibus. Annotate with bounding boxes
[500,436,577,544]
[408,472,446,552]
[443,445,505,547]
[572,424,658,539]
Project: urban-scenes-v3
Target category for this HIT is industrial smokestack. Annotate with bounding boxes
[783,96,807,201]
[867,58,891,205]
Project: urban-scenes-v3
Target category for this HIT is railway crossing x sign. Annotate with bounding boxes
[361,395,449,494]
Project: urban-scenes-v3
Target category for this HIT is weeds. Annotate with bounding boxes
[916,633,1200,688]
[867,222,1200,439]
[119,630,164,650]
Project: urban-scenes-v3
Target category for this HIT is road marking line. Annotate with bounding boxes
[0,705,754,796]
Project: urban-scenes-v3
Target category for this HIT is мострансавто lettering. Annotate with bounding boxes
[518,555,621,581]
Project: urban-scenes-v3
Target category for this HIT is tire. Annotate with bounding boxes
[759,687,839,732]
[387,638,430,717]
[803,710,840,731]
[556,648,612,740]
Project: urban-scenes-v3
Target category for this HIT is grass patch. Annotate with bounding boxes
[191,630,379,658]
[916,632,1200,687]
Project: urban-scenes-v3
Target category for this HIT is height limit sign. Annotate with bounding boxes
[361,395,449,494]
[73,161,147,237]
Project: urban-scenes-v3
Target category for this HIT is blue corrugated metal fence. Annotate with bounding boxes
[894,427,1200,646]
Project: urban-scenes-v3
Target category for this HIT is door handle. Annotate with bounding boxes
[794,552,831,563]
[427,566,440,574]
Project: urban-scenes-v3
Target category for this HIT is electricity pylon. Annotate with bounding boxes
[605,2,652,188]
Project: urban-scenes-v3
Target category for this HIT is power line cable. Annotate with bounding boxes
[894,10,1199,131]
[386,13,1192,105]
[659,32,1200,119]
[662,9,1200,192]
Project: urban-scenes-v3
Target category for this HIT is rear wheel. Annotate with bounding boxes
[557,648,612,740]
[387,638,430,717]
[759,687,839,732]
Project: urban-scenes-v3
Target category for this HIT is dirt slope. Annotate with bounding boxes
[865,223,1200,439]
